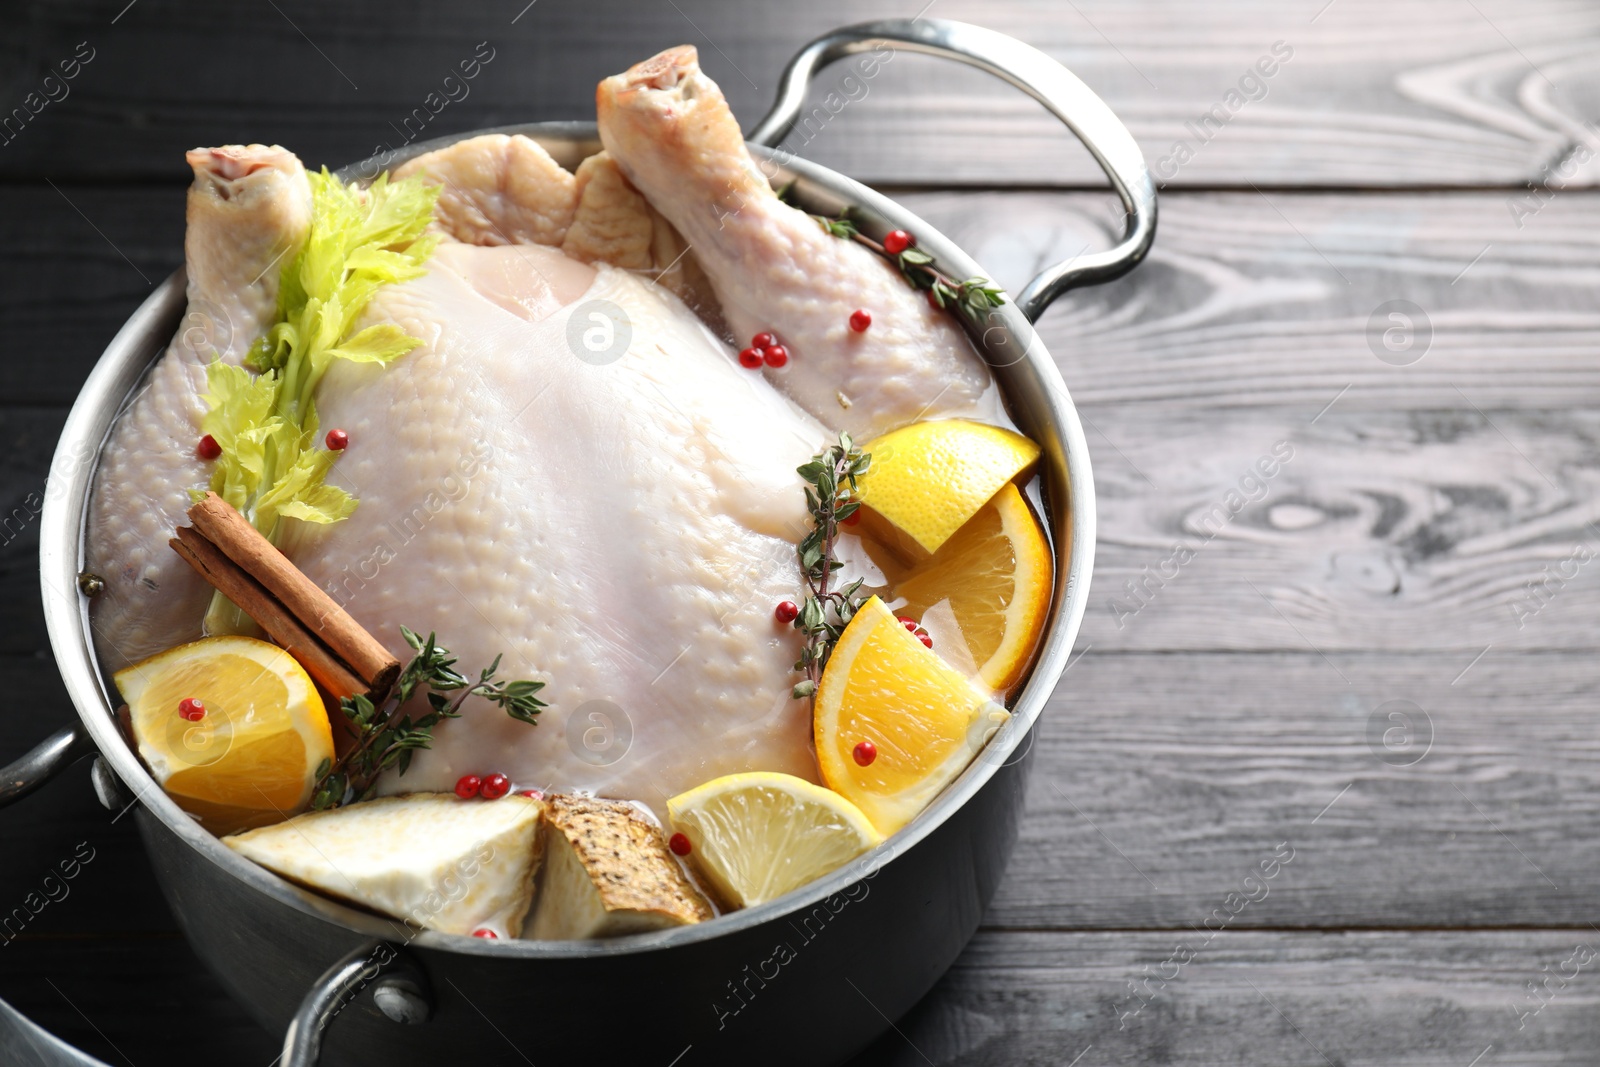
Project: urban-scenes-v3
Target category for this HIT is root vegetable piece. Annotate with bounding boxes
[529,794,712,939]
[225,793,544,936]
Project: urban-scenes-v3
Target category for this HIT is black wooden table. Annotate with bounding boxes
[3,1,1598,1063]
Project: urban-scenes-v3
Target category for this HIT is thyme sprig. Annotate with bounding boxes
[791,195,1007,326]
[310,626,545,810]
[789,434,872,701]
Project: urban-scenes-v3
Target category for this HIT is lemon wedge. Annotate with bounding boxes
[667,772,882,908]
[814,596,1009,835]
[893,483,1053,693]
[114,635,334,834]
[858,419,1041,556]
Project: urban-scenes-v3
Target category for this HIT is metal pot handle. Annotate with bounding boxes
[748,17,1156,322]
[0,725,91,808]
[282,941,432,1067]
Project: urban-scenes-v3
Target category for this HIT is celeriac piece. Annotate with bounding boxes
[529,794,712,939]
[225,793,543,936]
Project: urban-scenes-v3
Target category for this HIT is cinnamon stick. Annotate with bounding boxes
[186,492,400,696]
[170,526,370,700]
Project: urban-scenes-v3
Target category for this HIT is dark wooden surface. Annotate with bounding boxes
[2,1,1598,1064]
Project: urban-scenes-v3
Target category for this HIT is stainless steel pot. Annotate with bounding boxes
[6,19,1153,1067]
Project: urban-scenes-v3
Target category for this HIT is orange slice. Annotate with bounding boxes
[857,419,1040,556]
[814,596,1009,835]
[893,482,1052,693]
[114,635,334,834]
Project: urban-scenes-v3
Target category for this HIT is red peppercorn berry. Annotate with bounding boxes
[178,697,206,722]
[325,428,349,451]
[883,229,914,255]
[926,289,942,310]
[196,434,222,460]
[738,346,764,369]
[516,789,544,801]
[853,741,878,766]
[896,616,933,649]
[841,508,862,526]
[454,774,482,799]
[751,331,776,350]
[774,600,800,624]
[669,832,692,856]
[763,345,789,368]
[849,309,872,333]
[472,928,498,939]
[480,772,510,800]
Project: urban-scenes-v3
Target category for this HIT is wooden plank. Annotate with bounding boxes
[0,186,180,405]
[989,650,1600,930]
[850,929,1600,1066]
[1077,405,1600,653]
[0,407,87,657]
[1,1,1596,187]
[899,189,1600,412]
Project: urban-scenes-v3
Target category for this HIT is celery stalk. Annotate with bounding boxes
[196,169,440,634]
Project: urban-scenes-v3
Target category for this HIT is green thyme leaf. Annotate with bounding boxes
[789,434,873,702]
[309,627,544,809]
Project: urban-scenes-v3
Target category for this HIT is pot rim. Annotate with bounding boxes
[40,120,1096,959]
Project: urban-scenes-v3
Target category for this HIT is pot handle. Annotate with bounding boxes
[0,725,91,808]
[282,941,432,1067]
[748,17,1156,322]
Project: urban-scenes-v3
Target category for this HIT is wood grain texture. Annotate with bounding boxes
[0,407,82,657]
[853,929,1600,1066]
[0,186,179,405]
[1,0,1597,187]
[992,650,1600,929]
[1078,405,1600,653]
[900,189,1600,412]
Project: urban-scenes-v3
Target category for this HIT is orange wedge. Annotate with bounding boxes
[814,596,1010,835]
[114,636,334,834]
[858,419,1040,556]
[893,483,1052,693]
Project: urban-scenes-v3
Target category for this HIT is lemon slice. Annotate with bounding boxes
[667,772,881,908]
[114,636,334,834]
[858,419,1041,556]
[814,596,1010,835]
[893,483,1053,693]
